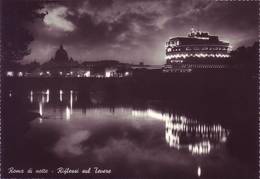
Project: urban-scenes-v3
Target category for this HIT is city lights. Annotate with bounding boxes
[105,71,111,78]
[6,71,14,77]
[84,71,90,77]
[165,29,231,72]
[18,72,23,77]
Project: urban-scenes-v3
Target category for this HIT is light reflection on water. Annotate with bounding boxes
[29,89,229,155]
[5,88,255,178]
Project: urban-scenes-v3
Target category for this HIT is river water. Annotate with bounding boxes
[3,86,257,178]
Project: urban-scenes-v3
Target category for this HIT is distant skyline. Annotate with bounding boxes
[21,0,258,65]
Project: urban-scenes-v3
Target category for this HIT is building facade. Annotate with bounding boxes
[163,29,232,72]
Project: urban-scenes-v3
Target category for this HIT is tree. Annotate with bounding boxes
[230,42,258,75]
[2,0,45,63]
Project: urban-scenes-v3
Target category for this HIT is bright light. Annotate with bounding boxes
[66,106,70,120]
[105,71,111,78]
[70,90,73,115]
[189,141,211,155]
[125,72,130,76]
[6,71,14,77]
[18,72,23,77]
[39,103,43,116]
[84,71,90,77]
[166,53,230,59]
[46,89,50,103]
[197,166,201,177]
[60,90,63,102]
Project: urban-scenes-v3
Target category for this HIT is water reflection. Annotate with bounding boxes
[30,91,33,103]
[5,88,256,178]
[59,90,63,102]
[28,89,229,155]
[133,109,229,154]
[165,115,229,155]
[197,166,201,177]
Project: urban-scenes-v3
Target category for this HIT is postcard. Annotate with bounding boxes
[1,0,258,178]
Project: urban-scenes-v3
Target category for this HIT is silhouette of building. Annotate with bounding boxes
[5,45,133,78]
[163,28,232,72]
[54,45,69,63]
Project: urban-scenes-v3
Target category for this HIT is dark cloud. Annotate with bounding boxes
[88,0,114,9]
[21,0,258,65]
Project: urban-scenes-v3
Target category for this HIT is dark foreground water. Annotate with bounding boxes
[2,75,258,179]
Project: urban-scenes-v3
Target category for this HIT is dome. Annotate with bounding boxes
[54,45,69,63]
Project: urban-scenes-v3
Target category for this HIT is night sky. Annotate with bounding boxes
[22,0,258,65]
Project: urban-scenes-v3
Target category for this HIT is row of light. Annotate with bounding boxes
[167,123,226,133]
[6,70,130,78]
[167,47,227,52]
[165,53,230,59]
[188,141,211,155]
[165,131,212,155]
[163,68,192,73]
[6,71,24,77]
[181,64,226,69]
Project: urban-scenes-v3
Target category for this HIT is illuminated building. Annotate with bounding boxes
[163,28,232,72]
[6,71,14,77]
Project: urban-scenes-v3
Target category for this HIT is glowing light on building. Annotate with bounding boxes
[18,72,23,77]
[166,53,230,60]
[6,71,14,77]
[84,71,90,77]
[164,29,231,72]
[105,71,111,78]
